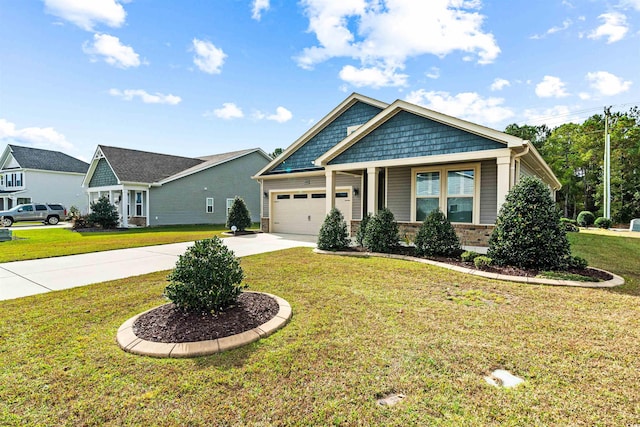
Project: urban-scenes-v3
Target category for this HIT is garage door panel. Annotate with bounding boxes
[271,191,351,235]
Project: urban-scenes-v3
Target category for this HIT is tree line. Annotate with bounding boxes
[505,107,640,224]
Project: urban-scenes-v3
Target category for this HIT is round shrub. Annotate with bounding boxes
[594,217,612,229]
[226,196,252,232]
[317,208,350,251]
[577,211,595,227]
[461,251,480,263]
[356,212,372,247]
[474,256,493,270]
[165,237,246,313]
[87,196,119,229]
[488,177,572,270]
[414,209,461,257]
[561,222,579,233]
[363,208,399,253]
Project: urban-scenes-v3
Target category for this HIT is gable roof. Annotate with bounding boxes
[254,93,388,177]
[1,144,89,173]
[86,145,270,186]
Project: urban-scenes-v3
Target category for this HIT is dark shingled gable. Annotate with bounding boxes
[98,145,204,183]
[8,145,89,173]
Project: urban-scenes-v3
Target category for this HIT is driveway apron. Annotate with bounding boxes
[0,233,316,301]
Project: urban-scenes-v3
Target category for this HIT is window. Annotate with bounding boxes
[21,205,33,212]
[336,192,348,198]
[35,204,47,211]
[293,194,308,199]
[412,164,478,223]
[135,192,143,216]
[16,173,22,187]
[17,197,31,204]
[415,171,440,221]
[311,193,326,199]
[276,194,290,200]
[206,197,214,213]
[226,198,234,217]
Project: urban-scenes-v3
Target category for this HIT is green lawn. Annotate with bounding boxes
[0,225,243,262]
[1,233,639,425]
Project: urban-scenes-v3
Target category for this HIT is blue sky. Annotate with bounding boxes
[1,0,638,162]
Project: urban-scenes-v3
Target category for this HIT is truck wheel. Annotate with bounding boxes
[47,216,59,225]
[1,217,13,227]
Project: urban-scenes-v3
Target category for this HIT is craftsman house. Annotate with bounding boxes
[253,93,560,246]
[0,144,89,211]
[83,145,271,227]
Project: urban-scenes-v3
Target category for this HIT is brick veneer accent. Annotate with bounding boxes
[261,217,270,233]
[350,220,494,247]
[129,216,147,227]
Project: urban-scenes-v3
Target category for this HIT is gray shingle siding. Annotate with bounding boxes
[480,160,497,224]
[328,111,506,165]
[269,101,383,173]
[88,158,118,187]
[386,166,412,222]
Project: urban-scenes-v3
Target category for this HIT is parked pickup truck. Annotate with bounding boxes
[0,203,67,227]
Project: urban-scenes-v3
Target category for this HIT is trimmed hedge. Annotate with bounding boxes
[317,208,350,251]
[414,209,461,257]
[577,211,595,227]
[363,208,399,253]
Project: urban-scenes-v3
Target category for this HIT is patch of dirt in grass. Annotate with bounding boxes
[348,245,612,282]
[133,292,279,343]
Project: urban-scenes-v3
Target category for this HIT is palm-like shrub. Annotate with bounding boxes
[317,208,350,251]
[488,177,572,270]
[363,208,399,253]
[165,237,246,313]
[414,209,461,257]
[226,196,252,232]
[87,196,119,229]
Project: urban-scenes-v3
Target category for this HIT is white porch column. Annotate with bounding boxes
[367,167,379,214]
[145,189,150,227]
[325,170,336,214]
[121,189,129,227]
[496,156,511,213]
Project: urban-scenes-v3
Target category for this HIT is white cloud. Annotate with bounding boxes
[338,65,408,88]
[578,92,591,100]
[535,76,569,98]
[530,18,572,39]
[405,90,514,125]
[0,118,73,150]
[109,89,181,105]
[254,106,293,123]
[252,0,270,20]
[490,78,510,91]
[586,71,632,96]
[620,0,640,11]
[83,34,141,68]
[523,105,579,128]
[43,0,126,31]
[192,39,226,75]
[588,12,628,43]
[426,67,440,79]
[206,103,245,120]
[296,0,500,88]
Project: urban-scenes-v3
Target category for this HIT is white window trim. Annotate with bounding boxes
[135,191,144,216]
[206,197,214,213]
[410,162,481,224]
[226,198,234,217]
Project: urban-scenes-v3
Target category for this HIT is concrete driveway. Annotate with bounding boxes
[0,233,316,301]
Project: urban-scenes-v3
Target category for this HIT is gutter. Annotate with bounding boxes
[510,143,530,187]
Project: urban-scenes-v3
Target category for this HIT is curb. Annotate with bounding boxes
[314,249,625,288]
[116,291,292,358]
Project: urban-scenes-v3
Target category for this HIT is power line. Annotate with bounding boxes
[516,101,640,127]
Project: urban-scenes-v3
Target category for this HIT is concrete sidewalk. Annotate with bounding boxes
[0,233,316,301]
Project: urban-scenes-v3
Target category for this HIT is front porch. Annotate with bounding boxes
[87,187,150,227]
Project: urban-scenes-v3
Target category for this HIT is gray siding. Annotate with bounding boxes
[520,160,535,178]
[329,111,505,165]
[269,101,382,173]
[480,160,497,224]
[262,173,362,219]
[386,166,411,222]
[148,151,267,226]
[88,158,118,187]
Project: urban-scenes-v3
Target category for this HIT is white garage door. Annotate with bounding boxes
[271,190,352,235]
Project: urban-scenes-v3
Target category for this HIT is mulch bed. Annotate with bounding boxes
[133,292,279,343]
[346,246,612,282]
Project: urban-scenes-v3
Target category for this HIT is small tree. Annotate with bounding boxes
[165,237,246,313]
[363,208,399,253]
[414,209,461,257]
[317,208,350,251]
[226,196,252,232]
[488,177,572,270]
[355,212,372,247]
[87,196,119,229]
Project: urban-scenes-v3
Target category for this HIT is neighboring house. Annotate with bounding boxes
[253,93,561,246]
[0,144,89,211]
[82,145,271,227]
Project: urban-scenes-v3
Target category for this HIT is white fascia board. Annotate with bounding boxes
[253,93,389,178]
[316,99,525,167]
[323,148,513,172]
[523,143,562,190]
[253,170,325,180]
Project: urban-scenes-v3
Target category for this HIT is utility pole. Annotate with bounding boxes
[604,107,611,219]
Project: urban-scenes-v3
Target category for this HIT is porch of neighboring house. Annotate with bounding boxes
[87,187,150,227]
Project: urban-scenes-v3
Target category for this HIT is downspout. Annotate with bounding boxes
[510,142,530,187]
